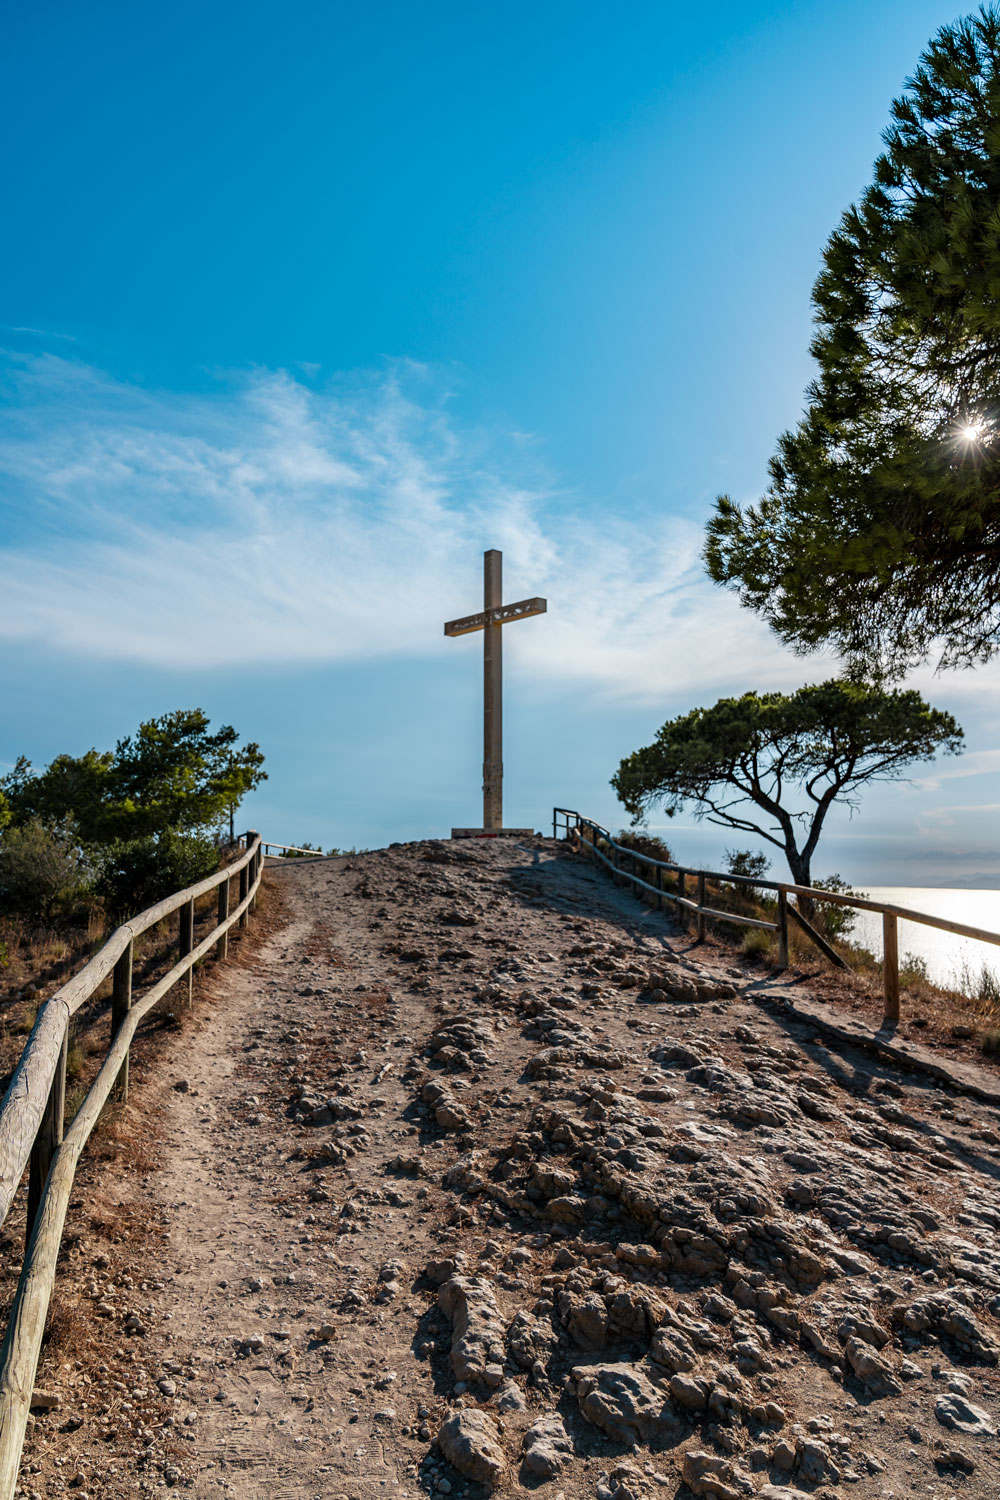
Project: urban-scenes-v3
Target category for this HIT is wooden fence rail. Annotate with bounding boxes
[553,807,1000,1025]
[261,841,325,858]
[0,833,265,1500]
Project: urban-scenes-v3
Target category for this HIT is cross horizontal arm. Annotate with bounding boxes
[443,597,547,637]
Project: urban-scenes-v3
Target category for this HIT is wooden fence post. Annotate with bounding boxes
[777,891,789,969]
[248,832,260,913]
[26,1030,67,1248]
[883,911,900,1024]
[216,876,230,961]
[655,863,663,913]
[678,869,686,926]
[238,861,249,929]
[696,873,706,941]
[111,939,133,1103]
[179,898,195,1007]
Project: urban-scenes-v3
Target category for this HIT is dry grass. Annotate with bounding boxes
[10,1001,38,1036]
[0,877,248,1102]
[741,927,775,960]
[618,856,1000,1069]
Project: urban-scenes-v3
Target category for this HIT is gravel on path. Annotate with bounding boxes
[16,836,1000,1500]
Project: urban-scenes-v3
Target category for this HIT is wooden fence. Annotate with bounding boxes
[261,840,326,858]
[0,832,265,1499]
[554,808,1000,1024]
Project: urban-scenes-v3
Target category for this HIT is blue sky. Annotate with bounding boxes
[3,0,1000,884]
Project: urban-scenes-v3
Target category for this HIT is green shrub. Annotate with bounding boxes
[614,830,675,864]
[810,874,864,939]
[95,831,219,921]
[0,818,90,918]
[725,848,771,884]
[724,848,772,906]
[981,1029,1000,1058]
[742,927,774,960]
[899,952,930,987]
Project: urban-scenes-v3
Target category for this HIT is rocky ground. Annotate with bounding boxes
[14,836,1000,1500]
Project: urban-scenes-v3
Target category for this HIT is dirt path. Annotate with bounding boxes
[19,837,1000,1500]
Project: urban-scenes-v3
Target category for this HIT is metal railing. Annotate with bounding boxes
[554,808,1000,1025]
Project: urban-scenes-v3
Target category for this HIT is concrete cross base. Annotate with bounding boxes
[451,827,536,839]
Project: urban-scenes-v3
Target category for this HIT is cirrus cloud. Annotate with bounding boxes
[0,350,810,701]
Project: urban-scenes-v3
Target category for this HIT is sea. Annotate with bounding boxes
[845,887,1000,991]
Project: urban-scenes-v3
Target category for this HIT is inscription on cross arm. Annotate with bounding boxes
[443,596,547,638]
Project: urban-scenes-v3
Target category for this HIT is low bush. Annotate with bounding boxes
[0,819,90,919]
[899,953,930,988]
[725,848,771,894]
[614,830,675,864]
[810,874,865,939]
[742,927,774,960]
[95,831,220,921]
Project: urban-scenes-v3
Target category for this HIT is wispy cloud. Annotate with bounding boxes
[916,803,1000,828]
[0,352,807,700]
[913,749,1000,792]
[1,326,76,342]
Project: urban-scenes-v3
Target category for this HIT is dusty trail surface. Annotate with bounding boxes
[24,837,1000,1500]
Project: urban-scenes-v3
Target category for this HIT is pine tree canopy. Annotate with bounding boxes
[705,7,1000,675]
[611,680,962,886]
[3,709,267,845]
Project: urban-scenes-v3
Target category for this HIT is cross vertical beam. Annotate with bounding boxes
[444,549,546,837]
[483,549,502,830]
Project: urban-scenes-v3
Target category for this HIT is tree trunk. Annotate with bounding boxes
[785,848,815,921]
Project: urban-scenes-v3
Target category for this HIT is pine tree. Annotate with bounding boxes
[612,681,962,886]
[706,7,1000,674]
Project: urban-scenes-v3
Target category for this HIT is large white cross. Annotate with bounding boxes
[444,549,546,835]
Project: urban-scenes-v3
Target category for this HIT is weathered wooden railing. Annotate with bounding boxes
[554,808,1000,1026]
[261,840,324,858]
[0,832,265,1498]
